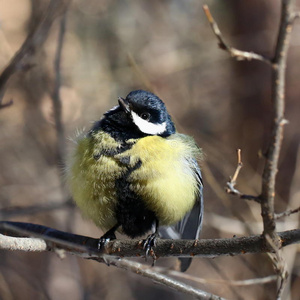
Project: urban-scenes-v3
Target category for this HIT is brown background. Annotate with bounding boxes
[0,0,299,299]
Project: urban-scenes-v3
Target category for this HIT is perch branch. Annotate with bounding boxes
[1,222,300,259]
[2,222,299,299]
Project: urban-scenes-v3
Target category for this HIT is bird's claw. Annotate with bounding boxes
[98,237,111,250]
[98,232,116,250]
[143,233,158,265]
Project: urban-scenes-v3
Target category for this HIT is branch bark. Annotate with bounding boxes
[1,222,299,258]
[260,0,294,241]
[259,2,296,296]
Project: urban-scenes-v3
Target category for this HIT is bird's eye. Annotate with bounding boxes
[140,112,150,121]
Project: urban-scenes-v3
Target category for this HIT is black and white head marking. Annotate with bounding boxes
[119,90,175,137]
[130,110,167,135]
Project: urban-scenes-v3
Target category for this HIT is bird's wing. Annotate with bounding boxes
[159,159,203,271]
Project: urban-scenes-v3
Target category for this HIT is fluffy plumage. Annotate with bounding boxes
[67,90,203,271]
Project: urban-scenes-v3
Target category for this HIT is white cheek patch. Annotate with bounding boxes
[131,111,167,135]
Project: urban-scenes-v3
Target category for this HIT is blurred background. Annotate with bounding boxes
[0,0,300,299]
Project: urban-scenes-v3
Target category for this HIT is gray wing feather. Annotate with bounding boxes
[159,159,203,272]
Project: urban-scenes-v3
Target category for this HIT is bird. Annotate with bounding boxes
[67,90,203,272]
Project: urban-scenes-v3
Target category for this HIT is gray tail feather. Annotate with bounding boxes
[179,258,192,272]
[159,200,203,272]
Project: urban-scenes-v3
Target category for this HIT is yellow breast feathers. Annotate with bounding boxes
[67,131,202,229]
[117,133,202,225]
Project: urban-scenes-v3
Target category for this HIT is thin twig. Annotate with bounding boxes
[202,5,271,64]
[0,0,70,107]
[51,10,68,167]
[0,199,73,218]
[0,99,13,110]
[231,148,243,183]
[275,206,300,220]
[167,269,277,286]
[105,257,226,300]
[226,149,261,203]
[292,11,300,19]
[127,52,155,93]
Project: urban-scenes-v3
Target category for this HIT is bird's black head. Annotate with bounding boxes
[92,90,176,141]
[119,90,175,137]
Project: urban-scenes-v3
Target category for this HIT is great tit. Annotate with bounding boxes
[67,90,203,272]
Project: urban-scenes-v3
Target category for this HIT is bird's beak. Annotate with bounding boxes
[118,97,131,114]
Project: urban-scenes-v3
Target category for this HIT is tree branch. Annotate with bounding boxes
[0,199,73,218]
[204,2,298,296]
[0,0,70,106]
[259,5,296,295]
[275,206,300,220]
[51,10,68,168]
[260,0,295,241]
[202,5,271,64]
[104,257,227,300]
[226,149,261,203]
[167,270,277,287]
[1,222,299,259]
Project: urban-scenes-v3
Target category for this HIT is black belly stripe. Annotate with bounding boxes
[114,159,157,238]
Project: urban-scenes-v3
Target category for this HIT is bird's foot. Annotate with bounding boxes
[98,231,116,250]
[143,233,159,266]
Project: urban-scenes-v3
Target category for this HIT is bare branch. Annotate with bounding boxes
[275,206,300,220]
[265,235,288,300]
[203,3,298,296]
[0,234,47,251]
[105,257,227,300]
[260,0,295,241]
[1,222,299,299]
[1,222,300,259]
[167,269,277,286]
[292,11,300,19]
[202,5,271,64]
[226,149,261,203]
[51,10,68,167]
[1,233,226,300]
[258,1,297,296]
[0,99,13,110]
[0,199,73,218]
[0,0,70,105]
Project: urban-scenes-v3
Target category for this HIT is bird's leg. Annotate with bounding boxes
[98,224,119,250]
[143,219,159,265]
